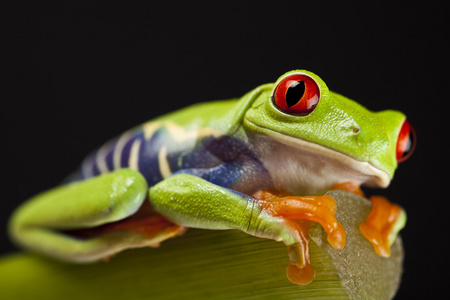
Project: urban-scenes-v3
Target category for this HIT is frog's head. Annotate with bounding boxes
[243,70,415,192]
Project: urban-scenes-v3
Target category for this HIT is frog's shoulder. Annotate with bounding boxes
[153,84,272,133]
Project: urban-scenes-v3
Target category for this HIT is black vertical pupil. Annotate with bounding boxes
[403,132,414,157]
[286,81,305,107]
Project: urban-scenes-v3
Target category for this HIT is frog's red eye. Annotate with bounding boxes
[396,120,416,163]
[272,74,320,115]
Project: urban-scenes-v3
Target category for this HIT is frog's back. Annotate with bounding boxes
[66,99,240,185]
[154,99,239,128]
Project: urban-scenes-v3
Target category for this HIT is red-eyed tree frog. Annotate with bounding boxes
[9,70,415,285]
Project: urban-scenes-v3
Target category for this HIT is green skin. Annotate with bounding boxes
[9,70,407,266]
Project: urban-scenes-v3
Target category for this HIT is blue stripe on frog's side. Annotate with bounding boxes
[67,122,273,194]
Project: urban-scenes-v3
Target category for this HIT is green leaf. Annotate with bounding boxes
[0,190,403,299]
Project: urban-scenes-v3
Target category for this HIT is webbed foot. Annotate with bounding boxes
[331,182,407,258]
[253,190,346,285]
[360,196,406,257]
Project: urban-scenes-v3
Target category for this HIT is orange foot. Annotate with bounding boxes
[253,190,346,285]
[360,196,406,257]
[332,182,406,258]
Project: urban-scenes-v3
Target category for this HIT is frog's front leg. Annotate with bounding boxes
[9,169,183,262]
[149,174,346,285]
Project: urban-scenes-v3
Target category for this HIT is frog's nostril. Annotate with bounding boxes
[352,126,360,134]
[396,120,416,163]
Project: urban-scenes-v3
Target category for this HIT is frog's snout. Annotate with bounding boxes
[396,120,415,163]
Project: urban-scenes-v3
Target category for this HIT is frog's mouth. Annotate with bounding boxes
[245,120,391,194]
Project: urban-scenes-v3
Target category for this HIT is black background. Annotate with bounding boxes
[2,2,448,299]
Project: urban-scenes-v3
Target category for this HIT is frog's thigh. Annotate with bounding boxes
[9,169,150,262]
[149,174,297,245]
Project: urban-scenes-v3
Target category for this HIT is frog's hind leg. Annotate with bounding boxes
[9,169,183,263]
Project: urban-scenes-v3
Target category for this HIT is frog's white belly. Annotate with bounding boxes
[255,135,390,195]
